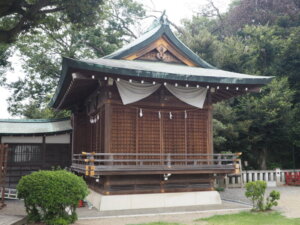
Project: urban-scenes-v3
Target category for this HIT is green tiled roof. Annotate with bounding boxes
[50,18,273,109]
[50,57,272,108]
[0,118,72,135]
[104,22,215,69]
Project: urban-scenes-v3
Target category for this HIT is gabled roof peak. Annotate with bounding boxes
[103,14,216,69]
[144,10,169,33]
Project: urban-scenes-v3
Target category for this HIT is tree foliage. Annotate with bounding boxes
[6,0,145,118]
[180,0,300,169]
[0,0,104,44]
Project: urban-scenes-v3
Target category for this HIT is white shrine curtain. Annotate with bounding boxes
[165,84,207,108]
[116,79,161,105]
[115,79,207,108]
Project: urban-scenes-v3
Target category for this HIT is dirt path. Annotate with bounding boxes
[76,186,300,225]
[274,186,300,218]
[75,209,246,225]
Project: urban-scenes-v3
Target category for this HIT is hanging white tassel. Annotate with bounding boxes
[184,110,187,119]
[90,118,93,124]
[97,114,100,120]
[169,112,173,119]
[158,111,161,119]
[139,108,143,117]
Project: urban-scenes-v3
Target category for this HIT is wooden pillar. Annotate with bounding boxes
[69,132,72,166]
[207,92,213,155]
[42,136,46,169]
[71,114,76,156]
[104,102,112,153]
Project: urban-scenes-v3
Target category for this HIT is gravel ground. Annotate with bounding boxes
[75,209,247,225]
[220,186,300,218]
[1,186,299,225]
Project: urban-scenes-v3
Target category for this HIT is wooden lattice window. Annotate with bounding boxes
[8,144,42,163]
[111,105,136,154]
[109,105,210,158]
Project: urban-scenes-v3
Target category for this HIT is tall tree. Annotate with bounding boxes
[179,0,300,169]
[0,0,105,85]
[235,78,294,169]
[225,0,300,34]
[7,0,145,118]
[0,0,104,44]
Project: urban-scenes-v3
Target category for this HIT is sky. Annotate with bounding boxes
[0,0,231,119]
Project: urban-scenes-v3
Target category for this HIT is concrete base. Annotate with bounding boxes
[86,189,222,211]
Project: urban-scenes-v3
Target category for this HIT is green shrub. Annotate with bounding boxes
[245,180,280,211]
[17,170,89,225]
[265,190,280,210]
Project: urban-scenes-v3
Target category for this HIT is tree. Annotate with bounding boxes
[179,3,300,169]
[0,0,105,85]
[0,0,104,44]
[6,0,145,118]
[224,0,300,35]
[235,78,294,169]
[213,102,239,153]
[0,43,10,85]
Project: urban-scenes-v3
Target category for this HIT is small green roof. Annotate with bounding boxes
[0,118,72,135]
[104,20,215,69]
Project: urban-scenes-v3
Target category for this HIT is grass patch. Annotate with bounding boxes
[127,222,184,225]
[199,211,300,225]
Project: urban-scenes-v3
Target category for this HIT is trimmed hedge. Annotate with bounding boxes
[17,170,88,225]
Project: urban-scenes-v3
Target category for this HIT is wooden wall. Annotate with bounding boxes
[110,104,210,156]
[72,85,214,194]
[5,143,71,188]
[72,86,213,156]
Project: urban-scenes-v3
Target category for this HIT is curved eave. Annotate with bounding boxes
[0,130,72,137]
[50,57,273,109]
[104,24,215,69]
[0,118,72,136]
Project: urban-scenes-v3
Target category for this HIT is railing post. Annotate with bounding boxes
[167,154,171,168]
[218,155,221,165]
[275,168,281,186]
[282,172,286,183]
[270,172,274,181]
[225,175,229,188]
[242,172,247,184]
[253,172,257,181]
[109,154,114,166]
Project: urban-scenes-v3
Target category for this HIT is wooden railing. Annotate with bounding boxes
[71,152,241,176]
